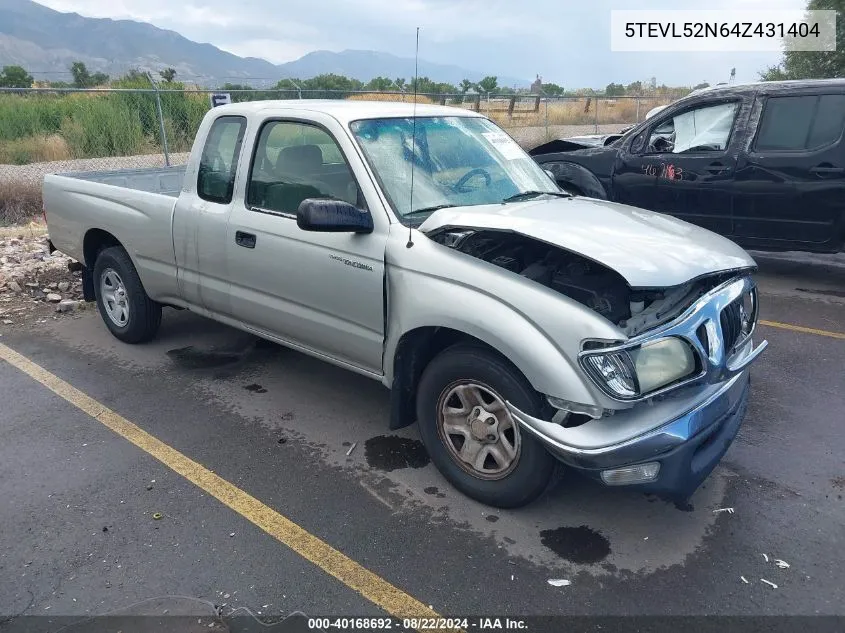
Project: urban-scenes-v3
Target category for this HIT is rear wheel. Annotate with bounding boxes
[93,246,161,343]
[416,344,556,508]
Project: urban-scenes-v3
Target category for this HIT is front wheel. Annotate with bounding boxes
[416,344,556,508]
[92,246,162,344]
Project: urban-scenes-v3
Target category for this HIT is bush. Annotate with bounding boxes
[59,97,150,157]
[0,135,71,164]
[0,89,210,162]
[0,180,42,224]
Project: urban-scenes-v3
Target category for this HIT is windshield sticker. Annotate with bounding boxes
[482,132,524,160]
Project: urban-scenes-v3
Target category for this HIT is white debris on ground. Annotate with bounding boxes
[547,579,571,587]
[774,559,790,569]
[0,225,86,327]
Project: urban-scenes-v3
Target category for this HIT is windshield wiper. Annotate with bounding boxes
[403,204,457,218]
[502,190,571,203]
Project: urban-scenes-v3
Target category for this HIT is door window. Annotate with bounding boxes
[197,116,246,204]
[247,121,361,215]
[754,94,845,152]
[647,102,739,154]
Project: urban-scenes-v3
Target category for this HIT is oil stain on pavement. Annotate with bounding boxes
[364,435,430,471]
[540,525,611,564]
[167,346,242,369]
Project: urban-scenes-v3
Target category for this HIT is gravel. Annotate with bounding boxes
[0,229,87,328]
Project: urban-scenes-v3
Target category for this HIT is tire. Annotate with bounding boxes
[92,246,162,344]
[416,344,556,508]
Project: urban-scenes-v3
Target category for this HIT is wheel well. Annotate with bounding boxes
[83,229,122,270]
[388,327,521,430]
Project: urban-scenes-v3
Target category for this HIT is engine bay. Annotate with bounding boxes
[431,229,740,335]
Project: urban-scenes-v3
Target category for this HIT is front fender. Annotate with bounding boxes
[384,229,625,409]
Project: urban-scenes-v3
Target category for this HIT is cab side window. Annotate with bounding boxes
[197,116,246,204]
[247,121,362,215]
[754,94,845,152]
[646,101,739,154]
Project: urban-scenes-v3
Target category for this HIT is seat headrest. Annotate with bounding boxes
[275,144,323,175]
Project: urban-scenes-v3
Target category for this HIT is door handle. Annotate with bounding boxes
[235,231,256,249]
[704,163,731,175]
[809,164,845,178]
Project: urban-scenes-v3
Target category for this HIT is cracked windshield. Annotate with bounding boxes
[350,116,561,221]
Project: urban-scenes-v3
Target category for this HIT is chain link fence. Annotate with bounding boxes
[0,87,684,222]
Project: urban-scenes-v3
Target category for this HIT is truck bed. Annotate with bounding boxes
[43,166,187,306]
[59,166,187,197]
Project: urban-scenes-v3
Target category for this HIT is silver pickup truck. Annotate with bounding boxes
[43,100,767,508]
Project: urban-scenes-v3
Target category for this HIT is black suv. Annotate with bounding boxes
[530,80,845,253]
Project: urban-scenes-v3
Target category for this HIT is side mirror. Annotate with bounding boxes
[296,198,374,234]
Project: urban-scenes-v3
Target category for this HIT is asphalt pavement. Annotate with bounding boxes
[0,251,843,632]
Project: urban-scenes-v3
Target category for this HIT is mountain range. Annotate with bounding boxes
[0,0,528,87]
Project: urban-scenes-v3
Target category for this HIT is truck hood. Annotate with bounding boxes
[418,196,756,288]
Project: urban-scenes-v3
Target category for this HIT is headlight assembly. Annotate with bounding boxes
[581,337,697,400]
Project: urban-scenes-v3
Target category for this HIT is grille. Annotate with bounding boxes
[720,299,744,352]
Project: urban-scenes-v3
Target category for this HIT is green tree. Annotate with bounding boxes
[605,82,625,96]
[625,80,643,94]
[394,77,407,92]
[477,76,498,93]
[760,0,844,79]
[410,76,443,94]
[159,67,177,82]
[459,79,475,93]
[70,61,91,87]
[70,61,108,87]
[0,65,33,88]
[434,82,457,95]
[299,73,363,92]
[541,82,564,96]
[364,76,394,90]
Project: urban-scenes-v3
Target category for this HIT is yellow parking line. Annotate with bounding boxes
[0,342,444,629]
[759,320,845,340]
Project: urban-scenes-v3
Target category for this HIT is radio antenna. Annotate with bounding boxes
[406,26,420,249]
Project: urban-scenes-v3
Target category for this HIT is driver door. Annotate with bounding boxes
[639,98,747,236]
[225,116,388,374]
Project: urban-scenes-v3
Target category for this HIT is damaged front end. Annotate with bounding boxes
[428,228,747,340]
[426,225,767,496]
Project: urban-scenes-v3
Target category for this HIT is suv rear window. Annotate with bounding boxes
[755,94,845,152]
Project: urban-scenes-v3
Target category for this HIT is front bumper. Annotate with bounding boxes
[508,369,751,499]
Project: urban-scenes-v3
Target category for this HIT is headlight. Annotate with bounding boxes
[582,337,696,399]
[582,351,638,398]
[630,337,696,393]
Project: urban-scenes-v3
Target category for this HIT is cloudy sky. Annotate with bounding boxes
[34,0,807,88]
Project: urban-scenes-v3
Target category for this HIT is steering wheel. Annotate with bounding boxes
[453,168,492,193]
[651,136,674,153]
